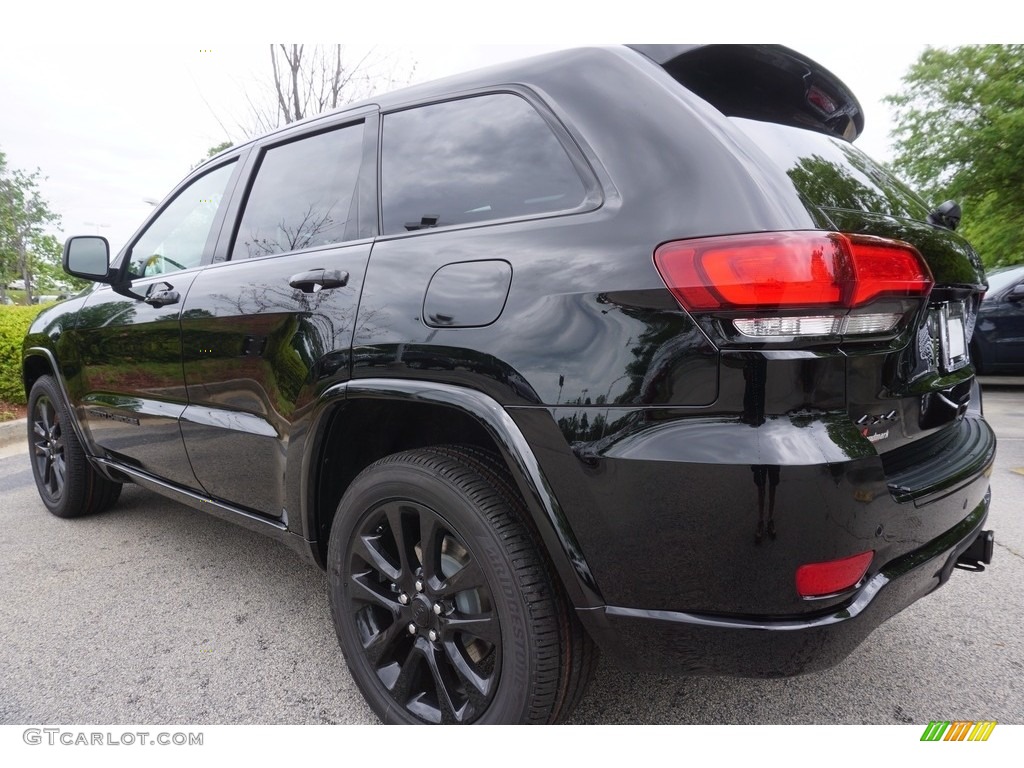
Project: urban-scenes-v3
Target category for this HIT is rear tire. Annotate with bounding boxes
[327,445,596,724]
[27,375,122,518]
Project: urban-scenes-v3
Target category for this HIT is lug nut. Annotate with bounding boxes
[428,630,438,642]
[398,593,409,605]
[433,602,442,615]
[415,580,424,592]
[408,623,417,635]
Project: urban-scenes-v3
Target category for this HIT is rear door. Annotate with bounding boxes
[178,112,377,519]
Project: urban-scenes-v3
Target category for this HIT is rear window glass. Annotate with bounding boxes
[232,122,363,259]
[732,118,931,222]
[381,94,587,235]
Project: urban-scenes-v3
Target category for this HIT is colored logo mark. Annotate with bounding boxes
[920,721,997,741]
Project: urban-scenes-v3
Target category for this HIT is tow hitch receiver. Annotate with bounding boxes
[955,530,995,572]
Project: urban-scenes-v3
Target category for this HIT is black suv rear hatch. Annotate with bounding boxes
[636,43,991,497]
[730,118,987,451]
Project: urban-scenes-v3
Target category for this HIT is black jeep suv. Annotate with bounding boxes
[23,44,996,724]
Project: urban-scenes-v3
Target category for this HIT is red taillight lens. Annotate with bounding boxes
[846,237,933,306]
[653,232,932,311]
[795,550,874,598]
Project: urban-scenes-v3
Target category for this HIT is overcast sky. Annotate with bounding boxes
[1,3,1003,253]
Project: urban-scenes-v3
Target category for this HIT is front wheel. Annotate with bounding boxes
[327,445,595,724]
[28,375,122,518]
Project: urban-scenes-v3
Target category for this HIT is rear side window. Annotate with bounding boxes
[733,118,931,221]
[381,94,587,235]
[232,121,364,259]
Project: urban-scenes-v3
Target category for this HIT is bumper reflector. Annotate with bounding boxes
[796,550,874,598]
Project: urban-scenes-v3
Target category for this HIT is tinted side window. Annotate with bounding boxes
[129,161,236,278]
[732,118,932,221]
[232,122,364,260]
[381,94,587,235]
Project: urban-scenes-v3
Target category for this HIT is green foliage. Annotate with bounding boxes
[886,45,1024,268]
[957,192,1023,271]
[0,304,47,403]
[0,147,66,300]
[32,233,88,294]
[193,141,233,170]
[206,140,233,158]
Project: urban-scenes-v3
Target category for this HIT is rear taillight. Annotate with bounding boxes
[653,232,933,341]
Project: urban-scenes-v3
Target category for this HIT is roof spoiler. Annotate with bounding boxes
[627,44,865,142]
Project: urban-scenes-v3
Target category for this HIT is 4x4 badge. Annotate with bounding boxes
[855,410,899,427]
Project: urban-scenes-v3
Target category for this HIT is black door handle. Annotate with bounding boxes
[289,269,349,293]
[143,282,180,307]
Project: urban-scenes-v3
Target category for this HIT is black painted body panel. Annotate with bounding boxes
[510,405,992,615]
[72,276,202,489]
[352,217,720,408]
[586,494,989,675]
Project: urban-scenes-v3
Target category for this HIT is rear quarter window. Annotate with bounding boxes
[733,118,931,222]
[380,93,588,235]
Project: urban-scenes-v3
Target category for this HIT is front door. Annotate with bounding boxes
[74,160,239,488]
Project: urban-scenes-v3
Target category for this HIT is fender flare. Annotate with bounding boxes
[22,346,96,459]
[308,378,604,609]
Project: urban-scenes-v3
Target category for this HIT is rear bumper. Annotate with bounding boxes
[516,405,996,616]
[578,491,991,676]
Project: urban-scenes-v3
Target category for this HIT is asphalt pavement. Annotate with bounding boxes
[1,386,1021,725]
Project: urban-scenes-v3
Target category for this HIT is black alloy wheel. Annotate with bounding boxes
[347,498,500,723]
[328,445,597,725]
[31,392,66,502]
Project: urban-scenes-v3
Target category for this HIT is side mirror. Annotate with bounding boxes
[63,236,113,282]
[1009,284,1024,302]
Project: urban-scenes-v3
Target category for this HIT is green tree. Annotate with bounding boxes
[0,149,66,303]
[886,45,1024,268]
[33,233,88,295]
[193,141,233,170]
